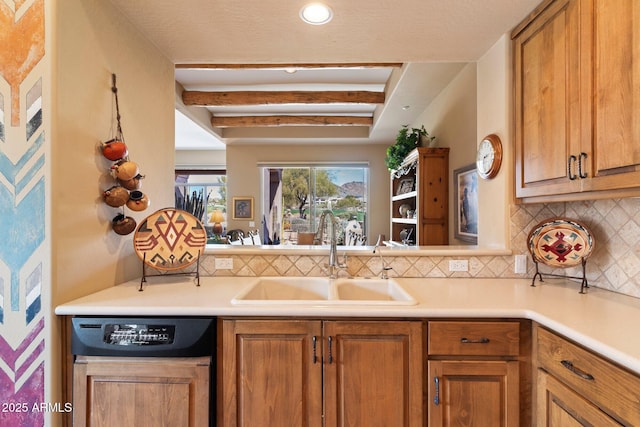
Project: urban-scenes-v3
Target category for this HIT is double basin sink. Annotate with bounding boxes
[231,277,416,306]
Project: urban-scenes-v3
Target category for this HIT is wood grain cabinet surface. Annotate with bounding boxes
[535,325,640,426]
[218,318,423,427]
[513,0,640,202]
[426,320,528,427]
[72,356,210,427]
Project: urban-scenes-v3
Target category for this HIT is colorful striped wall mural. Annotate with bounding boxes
[0,0,47,425]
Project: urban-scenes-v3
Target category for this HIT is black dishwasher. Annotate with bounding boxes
[71,316,216,426]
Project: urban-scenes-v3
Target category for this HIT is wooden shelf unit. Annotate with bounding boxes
[390,147,449,245]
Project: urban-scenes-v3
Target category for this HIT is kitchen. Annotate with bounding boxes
[3,0,640,426]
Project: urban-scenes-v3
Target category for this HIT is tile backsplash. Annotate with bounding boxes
[200,198,640,299]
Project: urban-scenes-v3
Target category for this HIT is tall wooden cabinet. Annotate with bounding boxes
[390,147,449,245]
[218,318,423,427]
[513,0,640,202]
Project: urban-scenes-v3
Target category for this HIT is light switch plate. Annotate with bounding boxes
[449,260,468,272]
[514,254,527,274]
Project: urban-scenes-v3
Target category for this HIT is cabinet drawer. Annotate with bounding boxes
[428,321,520,356]
[537,327,640,426]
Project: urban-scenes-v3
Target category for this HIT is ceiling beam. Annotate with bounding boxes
[212,115,373,128]
[183,91,385,106]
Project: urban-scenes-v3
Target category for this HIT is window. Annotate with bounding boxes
[175,170,226,242]
[261,165,368,246]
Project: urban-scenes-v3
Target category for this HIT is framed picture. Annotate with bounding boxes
[232,197,254,220]
[454,164,478,244]
[396,177,415,195]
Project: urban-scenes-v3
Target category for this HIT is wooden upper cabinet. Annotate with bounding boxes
[587,0,640,192]
[514,0,640,201]
[514,0,584,199]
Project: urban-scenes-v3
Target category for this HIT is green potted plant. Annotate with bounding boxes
[385,125,435,171]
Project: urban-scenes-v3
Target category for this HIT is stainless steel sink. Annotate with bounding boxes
[231,277,416,305]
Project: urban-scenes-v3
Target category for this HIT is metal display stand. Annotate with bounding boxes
[139,250,201,291]
[530,257,589,294]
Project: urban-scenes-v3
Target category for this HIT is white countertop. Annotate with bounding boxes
[55,276,640,375]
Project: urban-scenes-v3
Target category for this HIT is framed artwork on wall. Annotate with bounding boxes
[232,197,254,220]
[454,164,478,244]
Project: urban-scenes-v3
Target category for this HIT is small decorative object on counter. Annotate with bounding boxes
[100,73,150,235]
[134,208,207,290]
[527,217,594,293]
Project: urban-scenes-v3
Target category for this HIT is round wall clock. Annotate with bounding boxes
[476,134,503,179]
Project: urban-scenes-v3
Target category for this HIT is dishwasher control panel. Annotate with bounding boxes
[71,317,215,357]
[104,323,175,346]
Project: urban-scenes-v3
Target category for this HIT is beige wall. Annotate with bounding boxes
[226,143,389,242]
[176,149,226,169]
[476,34,512,249]
[52,0,175,305]
[414,63,478,245]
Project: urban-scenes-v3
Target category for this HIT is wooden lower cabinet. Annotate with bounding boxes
[72,356,210,427]
[535,325,640,426]
[428,360,519,427]
[536,369,619,426]
[218,318,423,427]
[426,320,526,427]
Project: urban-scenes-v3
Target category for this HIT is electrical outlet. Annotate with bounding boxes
[514,254,528,274]
[215,258,233,270]
[449,260,468,272]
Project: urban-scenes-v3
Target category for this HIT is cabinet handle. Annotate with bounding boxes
[460,337,490,344]
[328,336,333,364]
[561,360,594,380]
[433,376,440,406]
[568,155,577,180]
[578,152,588,179]
[312,336,318,364]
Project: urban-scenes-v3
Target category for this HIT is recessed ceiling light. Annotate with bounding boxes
[284,68,298,74]
[402,105,411,110]
[300,3,333,25]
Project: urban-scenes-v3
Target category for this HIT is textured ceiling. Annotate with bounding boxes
[108,0,541,149]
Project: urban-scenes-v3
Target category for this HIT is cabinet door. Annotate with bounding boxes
[536,369,619,426]
[586,0,640,192]
[428,360,519,427]
[323,321,423,427]
[73,356,210,427]
[514,0,584,198]
[218,319,323,427]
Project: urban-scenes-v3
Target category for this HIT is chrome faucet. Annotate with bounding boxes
[373,234,393,279]
[314,210,347,278]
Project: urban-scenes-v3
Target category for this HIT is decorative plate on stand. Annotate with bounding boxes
[134,208,207,271]
[527,217,594,268]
